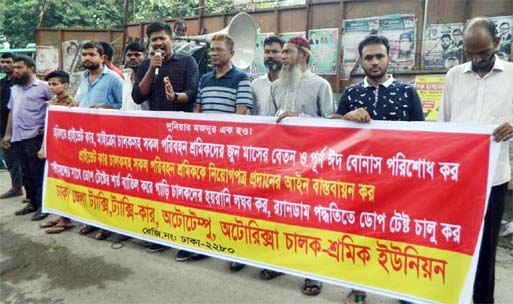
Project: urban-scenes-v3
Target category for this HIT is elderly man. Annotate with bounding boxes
[266,36,335,296]
[439,17,513,304]
[269,36,335,123]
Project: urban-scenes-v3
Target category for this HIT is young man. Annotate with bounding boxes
[0,52,23,200]
[98,41,125,80]
[333,34,423,304]
[131,21,199,253]
[122,42,147,111]
[1,55,52,221]
[132,21,199,112]
[438,17,513,304]
[173,19,187,37]
[75,42,123,110]
[75,41,123,239]
[190,34,253,269]
[251,35,284,116]
[38,70,75,234]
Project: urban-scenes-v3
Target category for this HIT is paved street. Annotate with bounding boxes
[0,170,512,303]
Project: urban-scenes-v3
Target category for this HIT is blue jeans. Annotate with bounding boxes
[2,145,23,189]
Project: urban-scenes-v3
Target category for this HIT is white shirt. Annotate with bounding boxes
[251,73,273,116]
[122,71,148,111]
[438,57,513,185]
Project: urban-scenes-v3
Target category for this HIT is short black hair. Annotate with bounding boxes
[125,42,145,54]
[174,19,187,30]
[399,32,413,42]
[358,35,390,57]
[452,28,463,35]
[13,55,35,69]
[263,35,285,48]
[81,42,105,56]
[44,70,70,83]
[1,52,15,60]
[441,33,452,40]
[98,41,114,61]
[146,22,173,39]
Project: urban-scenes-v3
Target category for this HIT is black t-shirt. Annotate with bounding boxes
[0,76,14,137]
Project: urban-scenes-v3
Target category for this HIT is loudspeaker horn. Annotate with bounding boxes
[175,12,257,69]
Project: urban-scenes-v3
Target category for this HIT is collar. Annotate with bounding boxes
[363,75,394,88]
[462,55,505,74]
[84,65,107,77]
[212,67,235,79]
[19,76,39,89]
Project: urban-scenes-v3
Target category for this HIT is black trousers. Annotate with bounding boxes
[12,134,45,210]
[473,182,507,304]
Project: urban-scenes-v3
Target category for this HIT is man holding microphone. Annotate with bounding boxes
[132,21,199,253]
[132,21,199,112]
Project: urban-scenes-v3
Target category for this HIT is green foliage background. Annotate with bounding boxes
[0,0,240,48]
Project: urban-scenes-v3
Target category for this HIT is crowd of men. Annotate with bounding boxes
[0,16,512,304]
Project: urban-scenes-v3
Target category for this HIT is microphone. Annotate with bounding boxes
[154,50,162,79]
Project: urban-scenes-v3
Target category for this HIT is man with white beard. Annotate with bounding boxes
[264,36,335,297]
[269,36,335,123]
[251,35,284,116]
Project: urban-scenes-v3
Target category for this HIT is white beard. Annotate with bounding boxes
[276,62,303,113]
[278,62,302,89]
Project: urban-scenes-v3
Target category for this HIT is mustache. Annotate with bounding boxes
[264,59,282,71]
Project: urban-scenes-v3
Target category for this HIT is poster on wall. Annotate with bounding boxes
[342,14,416,79]
[62,40,82,73]
[415,74,445,121]
[279,31,307,42]
[491,15,513,61]
[422,23,464,70]
[36,45,59,77]
[308,28,339,74]
[422,16,512,70]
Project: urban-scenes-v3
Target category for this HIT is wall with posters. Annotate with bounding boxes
[36,0,512,87]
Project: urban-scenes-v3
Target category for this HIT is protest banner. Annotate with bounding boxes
[43,108,499,303]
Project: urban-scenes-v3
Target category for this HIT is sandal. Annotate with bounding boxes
[345,290,367,304]
[45,221,75,234]
[94,229,111,240]
[301,279,323,296]
[259,269,284,280]
[78,225,97,235]
[40,219,59,228]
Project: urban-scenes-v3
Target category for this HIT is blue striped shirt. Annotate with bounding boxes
[195,67,253,113]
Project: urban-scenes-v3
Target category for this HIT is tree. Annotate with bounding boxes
[1,0,124,48]
[0,0,240,48]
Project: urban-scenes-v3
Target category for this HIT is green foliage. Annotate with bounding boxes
[0,0,240,47]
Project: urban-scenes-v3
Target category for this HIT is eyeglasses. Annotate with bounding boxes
[209,47,230,53]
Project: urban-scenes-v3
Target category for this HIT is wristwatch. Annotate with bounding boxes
[174,92,178,101]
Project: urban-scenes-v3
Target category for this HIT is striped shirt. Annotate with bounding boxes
[195,67,253,113]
